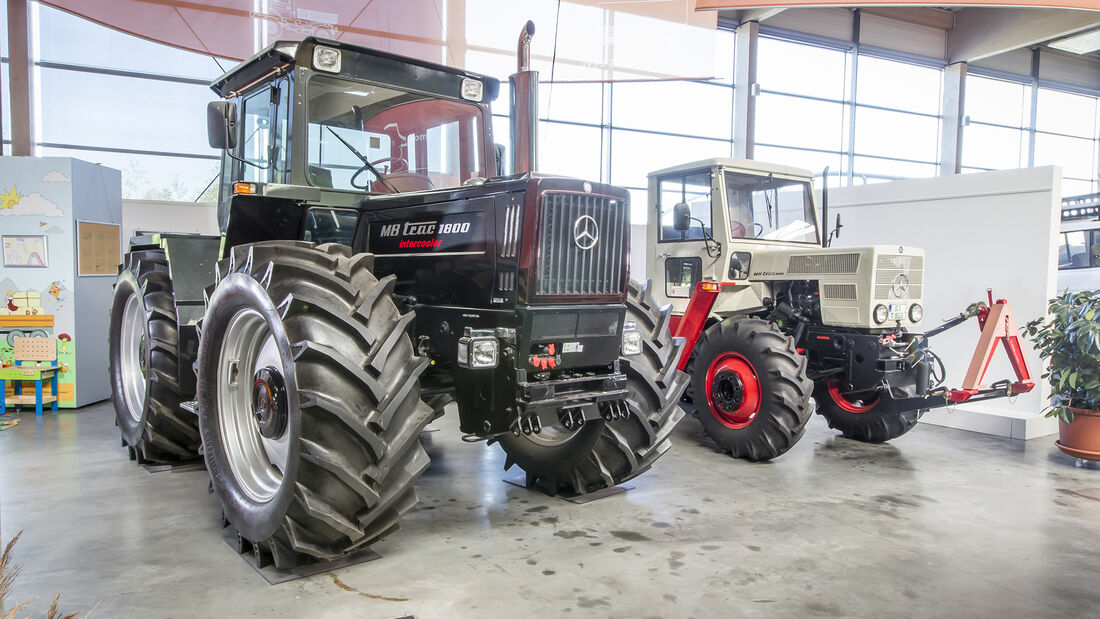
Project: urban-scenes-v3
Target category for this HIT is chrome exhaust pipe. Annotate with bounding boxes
[510,20,537,174]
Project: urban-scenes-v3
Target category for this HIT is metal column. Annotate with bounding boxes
[940,62,967,176]
[733,20,759,160]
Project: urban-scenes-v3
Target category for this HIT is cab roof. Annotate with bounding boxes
[210,37,501,100]
[647,158,815,181]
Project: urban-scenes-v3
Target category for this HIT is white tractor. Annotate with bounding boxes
[646,158,1034,460]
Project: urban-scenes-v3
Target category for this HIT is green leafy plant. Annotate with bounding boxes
[1025,289,1100,424]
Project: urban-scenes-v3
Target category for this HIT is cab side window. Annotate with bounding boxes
[657,172,711,242]
[239,88,273,183]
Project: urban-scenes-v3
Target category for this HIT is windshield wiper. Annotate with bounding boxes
[325,126,399,194]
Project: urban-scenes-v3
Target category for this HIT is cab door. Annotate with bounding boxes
[647,168,725,313]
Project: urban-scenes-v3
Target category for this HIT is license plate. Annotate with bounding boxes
[887,304,906,321]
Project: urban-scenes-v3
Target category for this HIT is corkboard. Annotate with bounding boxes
[14,337,57,362]
[77,221,121,276]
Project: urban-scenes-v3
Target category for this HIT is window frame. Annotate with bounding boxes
[302,72,493,195]
[1059,228,1100,271]
[655,170,716,244]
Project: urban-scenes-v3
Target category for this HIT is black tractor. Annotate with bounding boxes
[107,23,687,569]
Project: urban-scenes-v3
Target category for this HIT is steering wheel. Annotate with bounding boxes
[753,222,764,236]
[349,157,409,189]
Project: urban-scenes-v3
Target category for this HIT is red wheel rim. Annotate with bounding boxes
[705,353,761,429]
[825,381,879,414]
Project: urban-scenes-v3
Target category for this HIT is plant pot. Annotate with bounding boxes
[1055,407,1100,461]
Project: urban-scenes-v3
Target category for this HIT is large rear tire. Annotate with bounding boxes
[813,381,922,443]
[108,249,200,463]
[499,279,688,495]
[690,317,812,461]
[196,242,432,568]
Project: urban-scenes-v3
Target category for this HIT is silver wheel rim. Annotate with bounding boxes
[217,308,291,503]
[119,291,147,422]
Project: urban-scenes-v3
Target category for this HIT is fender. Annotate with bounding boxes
[671,281,745,371]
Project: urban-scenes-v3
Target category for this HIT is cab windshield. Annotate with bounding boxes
[724,172,818,244]
[306,74,488,192]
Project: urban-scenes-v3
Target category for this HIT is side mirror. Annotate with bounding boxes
[1092,244,1100,264]
[673,203,691,232]
[833,213,843,240]
[207,101,238,150]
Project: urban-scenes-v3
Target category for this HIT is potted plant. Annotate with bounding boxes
[1026,289,1100,460]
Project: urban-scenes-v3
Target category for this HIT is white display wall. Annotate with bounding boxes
[828,166,1062,440]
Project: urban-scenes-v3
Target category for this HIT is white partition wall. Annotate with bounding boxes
[827,167,1062,439]
[121,200,219,241]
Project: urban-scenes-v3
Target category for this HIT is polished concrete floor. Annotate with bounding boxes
[1,401,1099,618]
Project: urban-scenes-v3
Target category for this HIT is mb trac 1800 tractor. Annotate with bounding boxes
[107,24,687,569]
[647,158,1034,461]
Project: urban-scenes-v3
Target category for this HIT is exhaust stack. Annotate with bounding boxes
[510,21,538,174]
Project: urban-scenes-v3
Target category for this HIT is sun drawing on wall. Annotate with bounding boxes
[0,185,21,210]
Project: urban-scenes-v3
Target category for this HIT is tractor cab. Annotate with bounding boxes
[206,37,501,229]
[646,158,927,332]
[647,158,822,307]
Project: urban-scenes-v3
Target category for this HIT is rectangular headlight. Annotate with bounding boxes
[460,78,484,102]
[457,329,499,369]
[313,45,342,73]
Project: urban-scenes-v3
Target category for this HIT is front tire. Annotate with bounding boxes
[108,249,199,463]
[498,279,688,495]
[196,242,432,568]
[690,317,812,461]
[813,381,922,443]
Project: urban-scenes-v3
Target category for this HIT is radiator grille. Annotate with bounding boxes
[500,204,521,258]
[536,192,627,296]
[822,283,858,300]
[788,253,860,274]
[874,254,924,300]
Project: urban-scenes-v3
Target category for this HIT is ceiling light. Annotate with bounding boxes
[1049,29,1100,55]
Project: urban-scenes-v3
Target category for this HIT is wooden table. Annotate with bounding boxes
[0,364,60,416]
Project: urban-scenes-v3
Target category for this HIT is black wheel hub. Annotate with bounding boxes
[252,366,288,439]
[711,369,744,412]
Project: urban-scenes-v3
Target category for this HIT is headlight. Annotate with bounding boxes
[460,78,484,102]
[313,46,342,73]
[622,322,643,356]
[909,303,923,323]
[873,304,889,325]
[457,329,499,368]
[471,340,499,367]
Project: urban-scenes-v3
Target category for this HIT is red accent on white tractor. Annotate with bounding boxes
[670,281,737,371]
[944,290,1035,403]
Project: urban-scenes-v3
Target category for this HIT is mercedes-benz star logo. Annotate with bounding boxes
[573,215,599,250]
[891,273,910,298]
